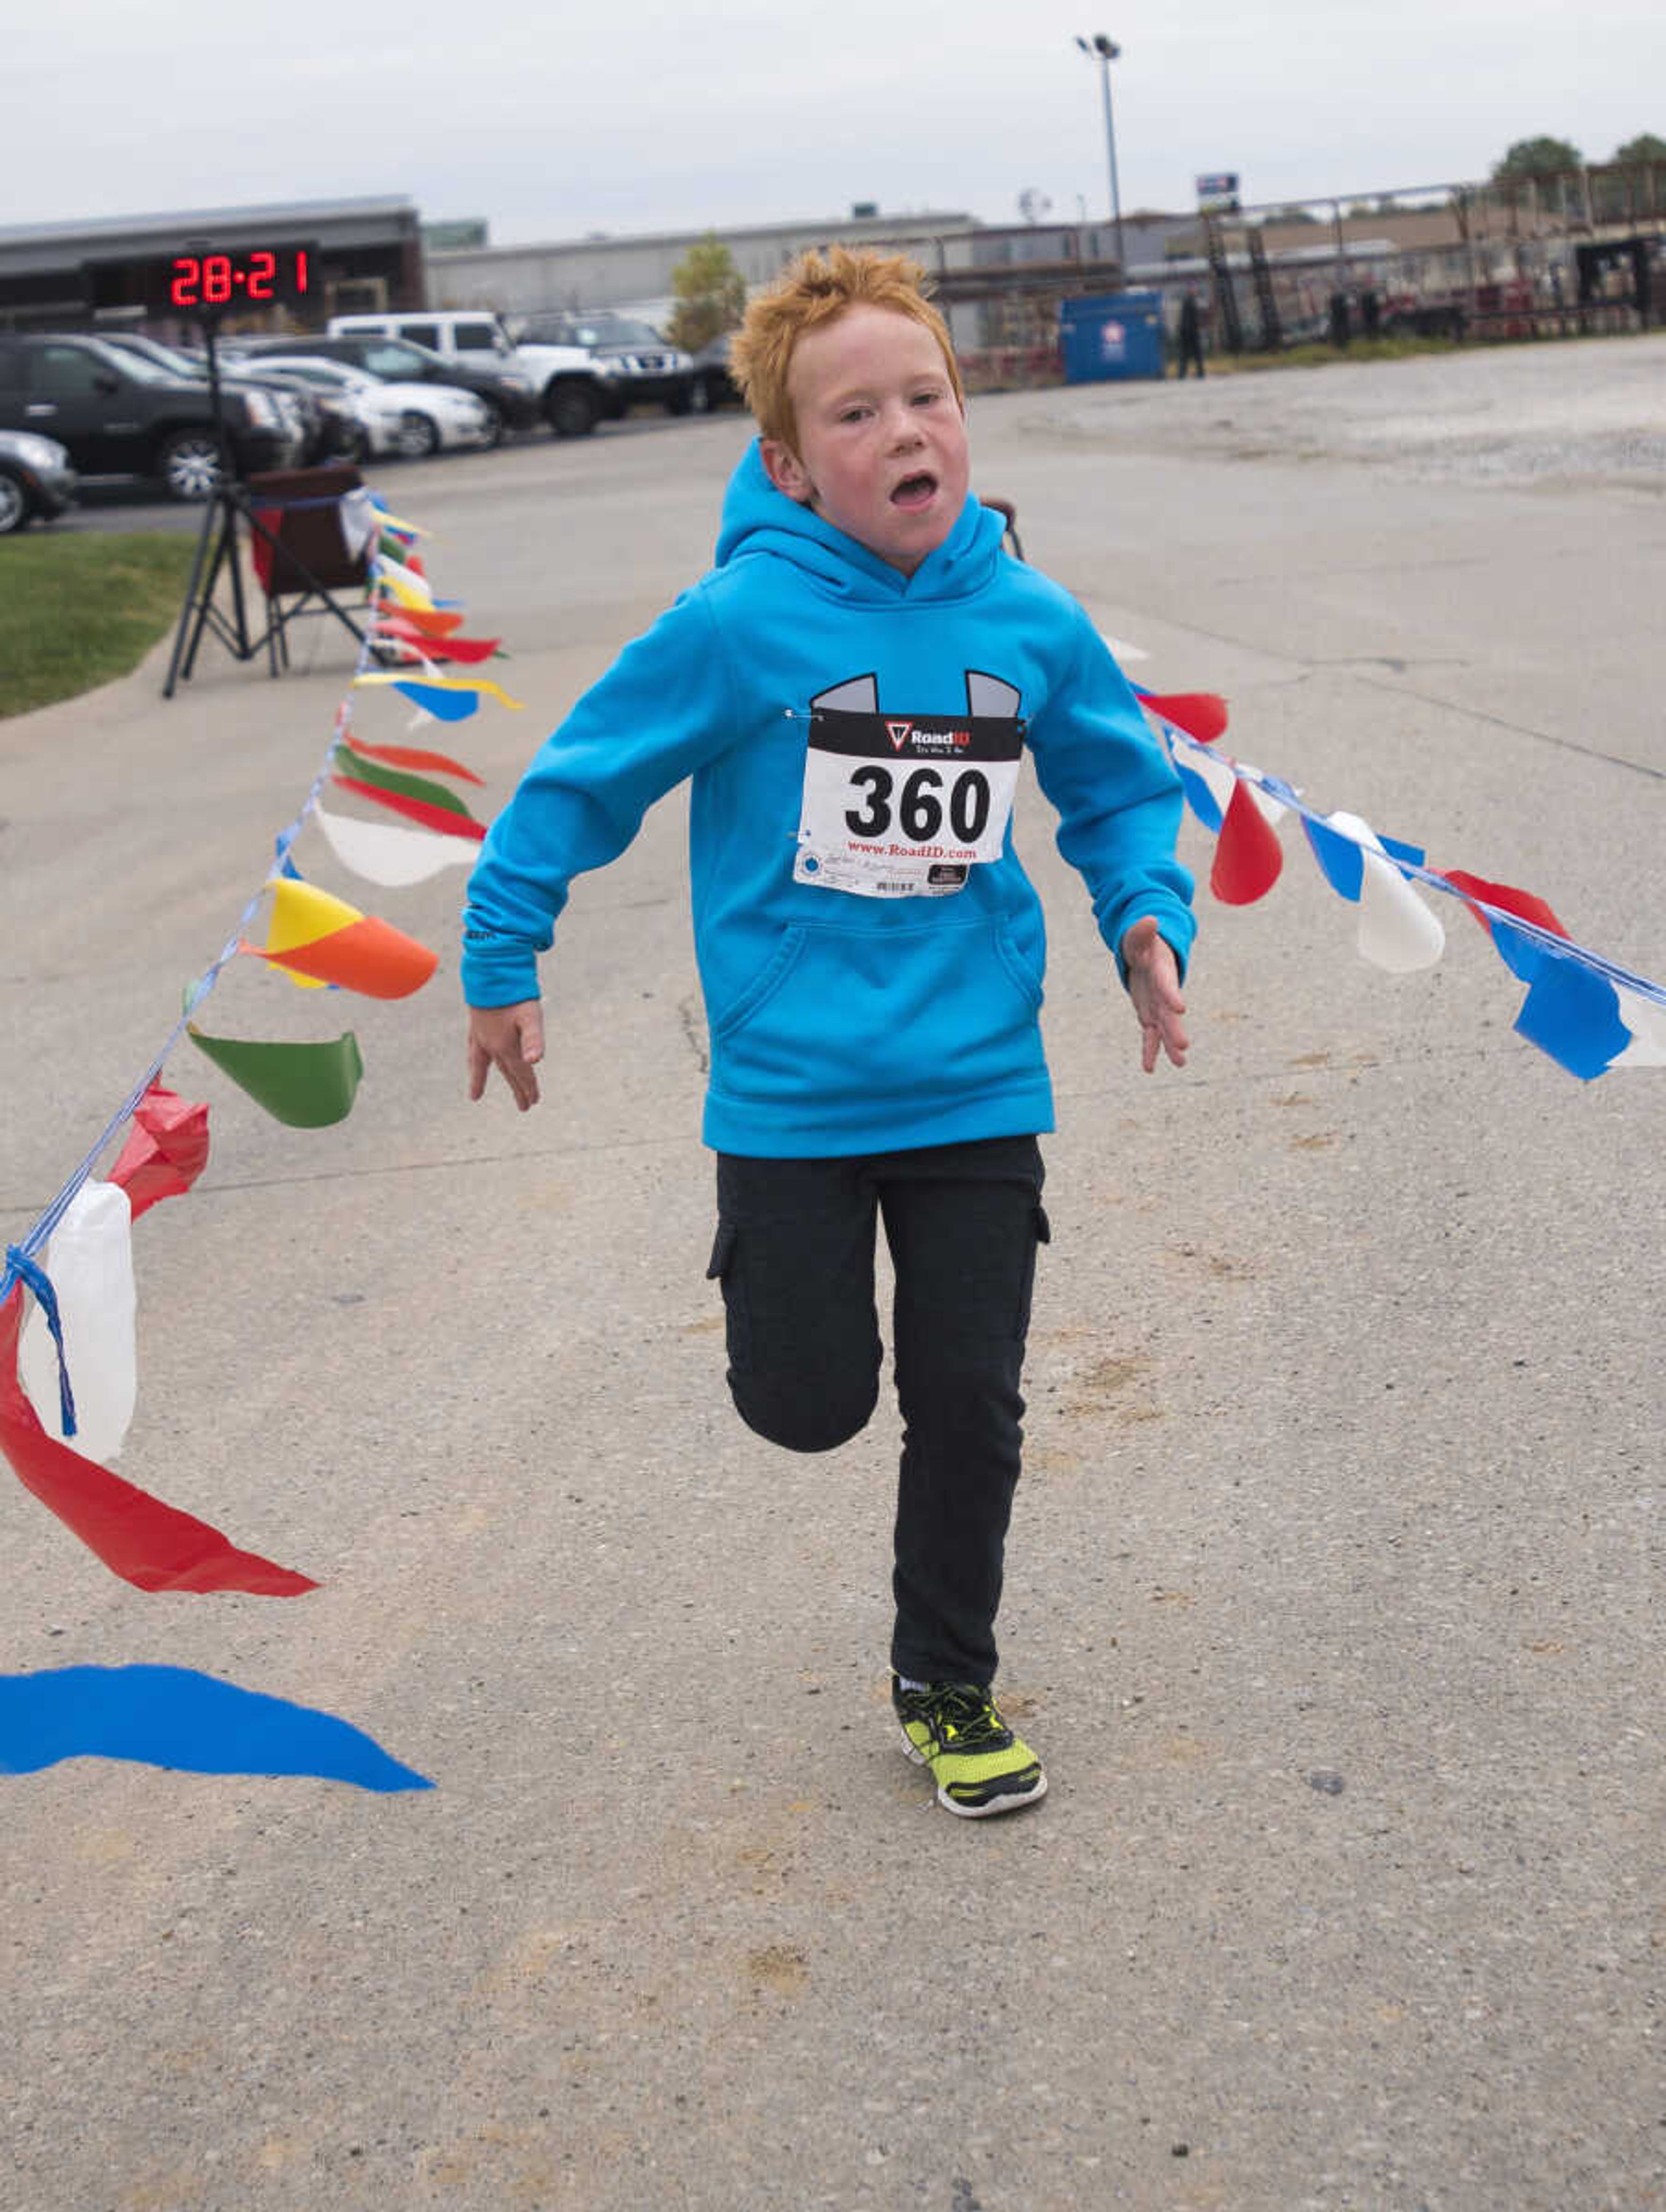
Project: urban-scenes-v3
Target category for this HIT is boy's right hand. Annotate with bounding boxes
[466,1001,544,1111]
[1121,917,1190,1075]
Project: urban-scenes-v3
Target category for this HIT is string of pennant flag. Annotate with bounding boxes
[1,489,521,1630]
[1135,687,1666,1081]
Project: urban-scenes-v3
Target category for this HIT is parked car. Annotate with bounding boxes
[327,309,612,438]
[90,330,326,463]
[0,333,302,499]
[690,332,744,411]
[516,310,701,416]
[227,333,538,444]
[0,427,77,533]
[234,365,365,462]
[239,355,493,458]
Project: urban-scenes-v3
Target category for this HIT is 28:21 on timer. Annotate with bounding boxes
[169,248,311,308]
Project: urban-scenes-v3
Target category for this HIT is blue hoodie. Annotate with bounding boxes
[462,442,1194,1158]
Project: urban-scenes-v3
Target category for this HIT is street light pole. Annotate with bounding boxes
[1075,33,1125,279]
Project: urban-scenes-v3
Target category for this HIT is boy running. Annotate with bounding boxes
[464,247,1192,1816]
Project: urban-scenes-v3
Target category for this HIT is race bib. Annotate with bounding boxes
[794,707,1025,898]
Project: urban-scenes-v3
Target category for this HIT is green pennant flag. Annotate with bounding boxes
[332,743,479,822]
[187,1025,365,1127]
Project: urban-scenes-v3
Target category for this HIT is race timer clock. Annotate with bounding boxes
[164,244,315,310]
[89,242,320,316]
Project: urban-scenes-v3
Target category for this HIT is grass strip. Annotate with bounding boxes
[0,532,197,721]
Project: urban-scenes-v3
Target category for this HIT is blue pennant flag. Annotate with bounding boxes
[390,681,480,724]
[0,1666,433,1793]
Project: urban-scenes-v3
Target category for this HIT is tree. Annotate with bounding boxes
[665,235,746,354]
[1613,133,1666,164]
[1492,136,1584,180]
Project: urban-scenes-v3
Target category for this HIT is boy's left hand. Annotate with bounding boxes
[1121,917,1190,1073]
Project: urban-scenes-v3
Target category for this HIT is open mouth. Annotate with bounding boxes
[890,471,938,511]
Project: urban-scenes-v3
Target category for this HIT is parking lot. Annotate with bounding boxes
[2,335,1662,2212]
[50,403,719,531]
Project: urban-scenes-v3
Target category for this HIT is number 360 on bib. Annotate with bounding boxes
[794,707,1025,900]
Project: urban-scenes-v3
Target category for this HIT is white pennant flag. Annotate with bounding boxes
[313,799,482,887]
[18,1181,138,1464]
[1325,810,1445,973]
[1610,986,1666,1068]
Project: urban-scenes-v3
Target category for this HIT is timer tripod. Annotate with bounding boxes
[161,312,367,698]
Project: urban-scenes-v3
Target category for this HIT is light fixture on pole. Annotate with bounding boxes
[1075,33,1125,277]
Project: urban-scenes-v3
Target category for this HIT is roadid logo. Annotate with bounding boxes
[894,725,972,754]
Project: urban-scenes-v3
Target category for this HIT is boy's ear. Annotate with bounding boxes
[760,437,813,504]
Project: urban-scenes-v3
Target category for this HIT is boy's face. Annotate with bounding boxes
[760,304,970,577]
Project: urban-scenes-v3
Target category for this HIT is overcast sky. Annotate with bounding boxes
[16,0,1664,246]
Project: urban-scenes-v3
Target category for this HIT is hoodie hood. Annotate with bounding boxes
[713,438,1007,605]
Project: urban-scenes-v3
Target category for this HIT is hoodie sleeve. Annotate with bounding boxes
[462,588,741,1007]
[1026,606,1196,984]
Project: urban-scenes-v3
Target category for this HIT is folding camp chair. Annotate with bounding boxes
[244,463,373,671]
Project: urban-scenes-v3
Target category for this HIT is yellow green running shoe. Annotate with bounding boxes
[892,1677,1047,1818]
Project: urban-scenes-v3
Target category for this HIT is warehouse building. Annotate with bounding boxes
[0,197,424,334]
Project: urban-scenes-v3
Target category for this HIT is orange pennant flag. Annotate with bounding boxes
[345,738,485,786]
[383,606,465,638]
[243,879,438,999]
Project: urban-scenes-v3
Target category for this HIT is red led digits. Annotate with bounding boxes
[150,242,315,311]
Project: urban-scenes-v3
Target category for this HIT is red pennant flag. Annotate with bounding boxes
[1210,780,1285,905]
[331,773,488,842]
[1140,692,1229,744]
[413,632,498,664]
[108,1083,210,1221]
[1441,869,1570,943]
[406,633,502,666]
[0,1288,316,1595]
[372,615,503,665]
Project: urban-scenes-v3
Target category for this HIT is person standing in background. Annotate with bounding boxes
[1177,286,1206,378]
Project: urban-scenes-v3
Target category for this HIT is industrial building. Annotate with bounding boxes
[2,166,1657,383]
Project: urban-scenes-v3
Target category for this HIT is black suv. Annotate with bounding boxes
[92,331,338,464]
[0,333,302,499]
[517,311,702,415]
[226,334,541,442]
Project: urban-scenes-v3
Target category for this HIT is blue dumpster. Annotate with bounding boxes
[1059,290,1166,383]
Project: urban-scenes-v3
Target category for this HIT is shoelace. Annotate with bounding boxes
[915,1685,1011,1751]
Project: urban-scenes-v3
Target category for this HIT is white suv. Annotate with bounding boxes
[327,310,614,437]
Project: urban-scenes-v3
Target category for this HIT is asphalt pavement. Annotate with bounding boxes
[2,337,1661,2212]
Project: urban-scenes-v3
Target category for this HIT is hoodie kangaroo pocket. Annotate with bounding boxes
[712,927,809,1041]
[710,914,1046,1116]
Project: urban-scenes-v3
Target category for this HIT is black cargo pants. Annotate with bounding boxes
[707,1135,1048,1687]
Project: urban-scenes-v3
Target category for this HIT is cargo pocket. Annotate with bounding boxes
[1015,1203,1051,1340]
[705,1218,750,1373]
